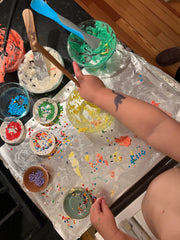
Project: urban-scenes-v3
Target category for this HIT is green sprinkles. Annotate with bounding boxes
[53,103,63,124]
[38,101,55,120]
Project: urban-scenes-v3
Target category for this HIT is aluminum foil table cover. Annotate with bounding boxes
[0,42,180,240]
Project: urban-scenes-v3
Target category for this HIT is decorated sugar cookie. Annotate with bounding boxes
[30,129,56,156]
[0,120,25,144]
[33,98,58,125]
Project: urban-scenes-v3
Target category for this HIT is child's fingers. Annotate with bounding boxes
[91,198,104,215]
[72,61,83,83]
[101,198,110,213]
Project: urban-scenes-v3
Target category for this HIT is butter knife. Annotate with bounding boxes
[22,8,50,82]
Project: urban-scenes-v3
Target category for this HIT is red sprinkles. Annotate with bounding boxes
[6,121,22,140]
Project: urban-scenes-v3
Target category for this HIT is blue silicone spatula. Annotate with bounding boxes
[31,0,101,49]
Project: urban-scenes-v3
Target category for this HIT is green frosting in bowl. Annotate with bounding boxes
[67,20,116,69]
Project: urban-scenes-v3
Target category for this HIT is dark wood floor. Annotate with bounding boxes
[75,0,180,79]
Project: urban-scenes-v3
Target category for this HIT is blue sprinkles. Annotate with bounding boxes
[8,95,28,116]
[130,150,146,165]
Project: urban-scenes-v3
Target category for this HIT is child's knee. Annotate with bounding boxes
[142,167,180,211]
[141,176,158,215]
[141,168,180,236]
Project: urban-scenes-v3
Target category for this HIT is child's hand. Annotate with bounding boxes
[73,61,105,103]
[90,198,119,240]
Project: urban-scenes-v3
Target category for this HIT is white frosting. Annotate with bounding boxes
[18,47,64,93]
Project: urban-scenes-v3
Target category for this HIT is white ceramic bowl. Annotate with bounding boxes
[18,46,64,94]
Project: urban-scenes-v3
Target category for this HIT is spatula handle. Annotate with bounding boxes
[31,0,84,40]
[22,8,37,51]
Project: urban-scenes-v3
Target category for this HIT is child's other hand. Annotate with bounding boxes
[90,198,119,240]
[73,61,105,103]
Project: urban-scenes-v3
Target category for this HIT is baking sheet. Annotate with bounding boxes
[0,42,180,240]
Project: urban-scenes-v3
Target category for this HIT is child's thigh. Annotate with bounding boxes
[142,167,180,239]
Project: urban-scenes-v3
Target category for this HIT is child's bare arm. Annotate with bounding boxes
[73,61,180,161]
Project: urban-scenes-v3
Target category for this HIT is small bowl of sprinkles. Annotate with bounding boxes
[63,188,92,219]
[30,129,56,156]
[0,119,25,145]
[33,98,58,125]
[67,20,116,70]
[0,82,30,122]
[23,165,49,192]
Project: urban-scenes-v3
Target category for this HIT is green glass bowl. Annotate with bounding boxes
[0,82,30,121]
[63,188,92,219]
[67,20,116,70]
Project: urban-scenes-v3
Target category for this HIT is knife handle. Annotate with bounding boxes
[22,8,37,51]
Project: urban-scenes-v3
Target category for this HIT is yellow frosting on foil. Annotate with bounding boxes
[68,152,82,179]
